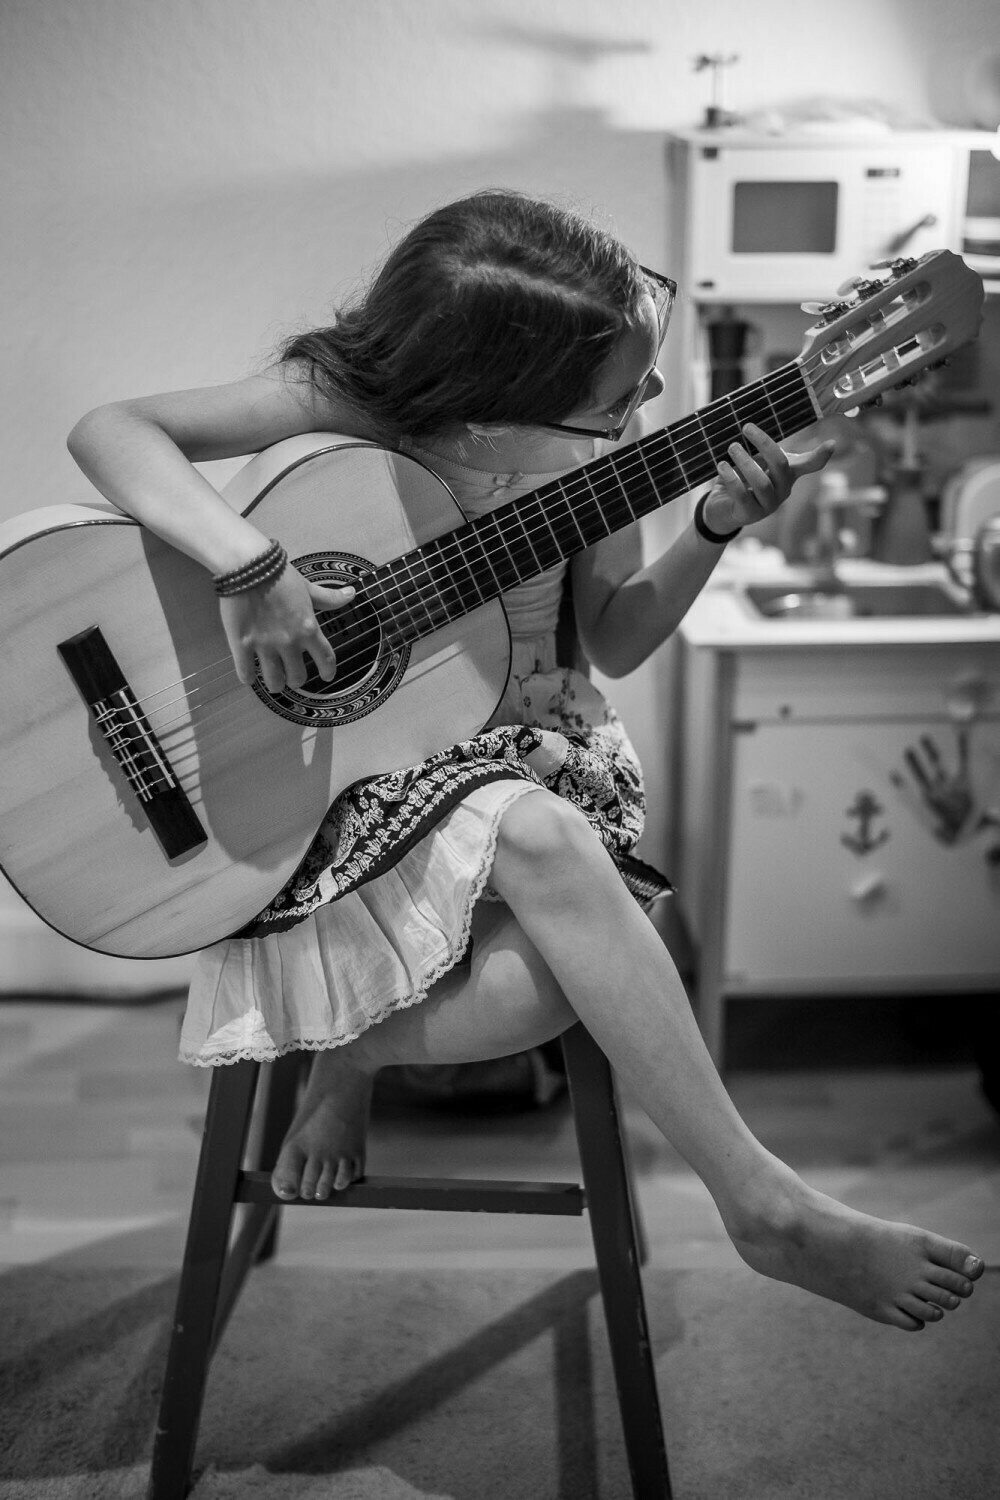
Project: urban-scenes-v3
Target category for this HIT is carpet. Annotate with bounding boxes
[0,1260,997,1499]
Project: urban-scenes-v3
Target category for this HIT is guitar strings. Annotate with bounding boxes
[142,363,826,743]
[370,365,822,633]
[130,344,858,736]
[136,357,829,741]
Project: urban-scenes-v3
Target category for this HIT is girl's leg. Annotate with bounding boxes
[274,787,984,1330]
[271,897,575,1199]
[483,790,984,1332]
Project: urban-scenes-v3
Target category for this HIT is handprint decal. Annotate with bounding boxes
[890,729,999,847]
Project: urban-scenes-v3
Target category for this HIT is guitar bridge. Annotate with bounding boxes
[57,626,207,859]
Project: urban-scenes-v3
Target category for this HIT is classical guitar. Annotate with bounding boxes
[0,251,984,957]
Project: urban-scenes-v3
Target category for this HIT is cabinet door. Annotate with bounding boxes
[723,718,1000,988]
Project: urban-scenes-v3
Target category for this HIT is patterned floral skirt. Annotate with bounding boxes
[179,667,671,1066]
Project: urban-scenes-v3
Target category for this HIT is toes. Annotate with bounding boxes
[885,1304,925,1332]
[930,1238,985,1281]
[271,1148,305,1201]
[334,1155,362,1191]
[298,1155,323,1200]
[314,1159,339,1200]
[898,1292,945,1326]
[926,1265,976,1300]
[915,1279,963,1312]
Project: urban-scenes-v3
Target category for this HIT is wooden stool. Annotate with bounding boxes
[147,1022,673,1498]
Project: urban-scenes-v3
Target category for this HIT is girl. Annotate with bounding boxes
[68,190,983,1332]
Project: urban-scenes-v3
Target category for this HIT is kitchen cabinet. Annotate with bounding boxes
[674,586,1000,1065]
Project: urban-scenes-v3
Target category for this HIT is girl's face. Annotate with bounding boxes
[558,290,667,436]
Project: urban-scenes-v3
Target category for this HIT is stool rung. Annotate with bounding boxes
[235,1169,585,1215]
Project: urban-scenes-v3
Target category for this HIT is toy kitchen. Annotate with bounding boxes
[661,97,1000,1065]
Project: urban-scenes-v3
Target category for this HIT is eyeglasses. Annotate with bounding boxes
[539,266,676,443]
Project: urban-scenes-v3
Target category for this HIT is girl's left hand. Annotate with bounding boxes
[702,422,837,533]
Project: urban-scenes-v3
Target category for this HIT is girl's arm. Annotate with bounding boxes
[573,422,836,678]
[67,365,362,691]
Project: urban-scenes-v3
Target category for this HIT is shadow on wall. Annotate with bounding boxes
[11,103,674,514]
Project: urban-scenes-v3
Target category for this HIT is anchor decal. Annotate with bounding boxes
[841,790,890,855]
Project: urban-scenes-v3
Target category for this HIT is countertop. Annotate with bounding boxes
[679,551,1000,650]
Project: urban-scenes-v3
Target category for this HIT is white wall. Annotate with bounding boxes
[1,0,996,991]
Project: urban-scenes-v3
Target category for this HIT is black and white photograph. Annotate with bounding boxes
[1,2,998,1496]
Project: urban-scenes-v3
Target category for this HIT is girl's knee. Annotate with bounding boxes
[496,789,596,873]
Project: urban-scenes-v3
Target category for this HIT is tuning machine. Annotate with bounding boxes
[801,298,852,324]
[870,256,918,278]
[835,274,888,301]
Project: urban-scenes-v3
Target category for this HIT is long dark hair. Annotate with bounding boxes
[281,190,644,442]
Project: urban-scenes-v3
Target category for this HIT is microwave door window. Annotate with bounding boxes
[731,181,839,253]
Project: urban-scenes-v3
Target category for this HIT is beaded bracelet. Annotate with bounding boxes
[212,539,288,596]
[694,492,742,545]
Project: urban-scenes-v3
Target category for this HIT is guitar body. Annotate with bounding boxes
[0,436,512,958]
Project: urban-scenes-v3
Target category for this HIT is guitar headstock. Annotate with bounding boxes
[798,251,984,419]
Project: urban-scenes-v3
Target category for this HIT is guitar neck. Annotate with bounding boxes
[371,360,819,645]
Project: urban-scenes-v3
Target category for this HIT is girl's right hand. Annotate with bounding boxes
[219,564,357,692]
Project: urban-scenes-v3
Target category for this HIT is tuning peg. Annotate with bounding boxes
[870,256,918,278]
[836,275,866,296]
[801,298,851,323]
[859,395,884,410]
[844,276,888,301]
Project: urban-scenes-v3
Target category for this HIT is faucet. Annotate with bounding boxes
[808,469,888,587]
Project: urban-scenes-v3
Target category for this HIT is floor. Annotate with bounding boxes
[1,989,997,1278]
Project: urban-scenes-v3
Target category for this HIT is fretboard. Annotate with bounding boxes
[369,360,817,645]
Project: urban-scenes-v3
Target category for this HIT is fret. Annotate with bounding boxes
[540,472,606,548]
[673,425,700,489]
[413,553,452,629]
[368,567,412,644]
[494,504,541,582]
[641,432,704,500]
[777,381,819,432]
[531,493,571,564]
[699,398,743,457]
[581,473,612,538]
[728,384,782,441]
[537,477,591,554]
[511,497,564,571]
[423,536,472,619]
[396,554,443,633]
[377,557,439,644]
[473,515,520,593]
[632,444,669,517]
[456,523,505,602]
[586,461,641,530]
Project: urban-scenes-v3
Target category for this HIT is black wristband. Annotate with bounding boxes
[694,491,742,545]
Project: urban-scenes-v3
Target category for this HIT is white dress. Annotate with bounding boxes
[179,430,664,1067]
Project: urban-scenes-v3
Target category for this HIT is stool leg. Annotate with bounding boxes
[147,1060,260,1500]
[562,1025,673,1500]
[251,1051,308,1264]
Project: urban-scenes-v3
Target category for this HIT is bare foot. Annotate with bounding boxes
[271,1046,375,1200]
[726,1162,985,1331]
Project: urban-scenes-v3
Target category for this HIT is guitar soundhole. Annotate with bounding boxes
[300,595,381,696]
[251,551,410,728]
